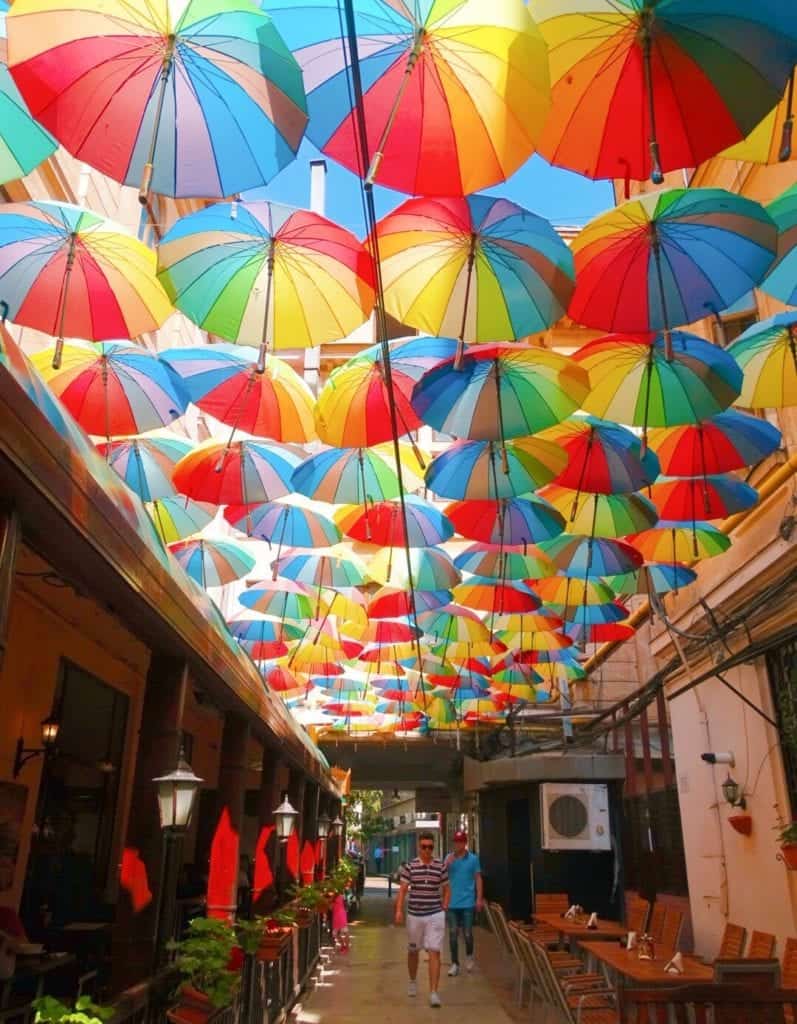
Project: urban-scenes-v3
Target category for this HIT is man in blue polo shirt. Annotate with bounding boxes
[445,830,483,976]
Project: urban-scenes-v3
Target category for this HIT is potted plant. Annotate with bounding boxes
[291,883,327,925]
[33,997,114,1024]
[168,917,241,1024]
[776,821,797,869]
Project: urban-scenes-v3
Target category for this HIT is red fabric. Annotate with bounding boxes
[119,847,152,913]
[285,831,300,880]
[207,807,239,920]
[253,825,275,901]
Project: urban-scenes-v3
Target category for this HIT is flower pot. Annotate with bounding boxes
[296,909,314,928]
[257,930,292,962]
[167,987,220,1024]
[728,814,753,836]
[781,842,797,870]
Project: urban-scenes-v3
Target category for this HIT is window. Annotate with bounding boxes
[767,638,797,815]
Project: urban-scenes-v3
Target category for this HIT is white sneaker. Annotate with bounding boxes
[465,958,475,973]
[408,980,418,998]
[429,992,442,1008]
[448,964,460,977]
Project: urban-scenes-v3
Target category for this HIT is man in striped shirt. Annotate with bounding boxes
[395,832,450,1008]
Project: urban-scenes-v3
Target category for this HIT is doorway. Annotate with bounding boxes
[505,798,532,920]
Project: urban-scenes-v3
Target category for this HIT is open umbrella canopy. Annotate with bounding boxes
[413,343,589,442]
[352,335,459,383]
[608,563,698,597]
[366,546,461,591]
[538,486,659,538]
[649,476,759,521]
[648,410,781,476]
[148,497,215,544]
[376,197,574,342]
[158,201,375,370]
[336,495,453,547]
[445,496,565,545]
[0,201,172,367]
[425,437,568,500]
[533,575,616,607]
[453,581,541,615]
[535,0,797,184]
[720,74,797,165]
[315,358,420,448]
[727,313,797,409]
[453,544,555,582]
[98,436,192,502]
[542,535,644,578]
[224,502,341,547]
[541,416,660,494]
[169,538,255,587]
[569,190,777,344]
[760,184,797,306]
[0,0,55,185]
[162,347,316,443]
[273,550,369,589]
[417,606,491,645]
[33,341,188,438]
[8,0,308,200]
[367,587,452,619]
[262,0,551,197]
[628,521,732,563]
[239,580,317,621]
[292,443,424,504]
[173,439,302,505]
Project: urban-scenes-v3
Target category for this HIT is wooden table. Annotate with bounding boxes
[579,941,713,990]
[533,913,627,951]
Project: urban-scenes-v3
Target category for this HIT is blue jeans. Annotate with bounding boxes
[447,908,474,964]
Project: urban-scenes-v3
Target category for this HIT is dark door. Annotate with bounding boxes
[505,798,532,920]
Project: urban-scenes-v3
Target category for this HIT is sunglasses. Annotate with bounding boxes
[420,843,434,850]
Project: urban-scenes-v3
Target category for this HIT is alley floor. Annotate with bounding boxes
[293,885,519,1024]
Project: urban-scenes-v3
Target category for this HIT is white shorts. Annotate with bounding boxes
[407,911,446,953]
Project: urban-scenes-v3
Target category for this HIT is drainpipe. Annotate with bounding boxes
[304,160,326,396]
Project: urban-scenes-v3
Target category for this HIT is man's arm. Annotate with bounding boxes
[475,870,484,911]
[441,881,451,912]
[394,881,409,925]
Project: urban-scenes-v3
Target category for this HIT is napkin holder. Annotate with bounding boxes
[564,905,577,920]
[587,912,598,930]
[626,931,637,950]
[664,952,684,974]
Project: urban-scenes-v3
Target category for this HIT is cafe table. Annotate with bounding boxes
[533,912,628,952]
[579,940,713,992]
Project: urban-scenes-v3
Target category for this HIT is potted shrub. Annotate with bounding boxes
[777,822,797,869]
[292,883,327,925]
[168,917,241,1024]
[33,997,114,1024]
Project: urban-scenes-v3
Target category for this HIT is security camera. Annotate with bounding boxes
[700,752,735,766]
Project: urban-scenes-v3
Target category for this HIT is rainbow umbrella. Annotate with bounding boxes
[569,190,777,357]
[292,443,424,504]
[541,416,660,495]
[229,617,304,653]
[274,550,369,589]
[574,331,743,443]
[169,538,255,587]
[727,313,797,409]
[263,665,309,697]
[454,544,555,581]
[8,0,307,202]
[315,358,420,448]
[159,201,374,372]
[453,581,541,615]
[239,580,317,621]
[0,201,172,368]
[367,588,452,619]
[98,436,192,501]
[559,601,628,627]
[366,546,461,591]
[148,497,215,544]
[418,606,491,645]
[224,502,341,547]
[760,185,797,306]
[649,476,758,521]
[262,0,550,196]
[376,197,574,343]
[0,0,55,185]
[720,73,796,164]
[172,439,301,506]
[359,620,420,646]
[628,521,731,564]
[502,630,574,653]
[573,622,636,645]
[32,341,188,438]
[425,437,567,500]
[608,563,697,597]
[335,495,452,547]
[538,486,658,538]
[352,335,459,382]
[534,576,615,607]
[162,346,315,443]
[535,0,797,186]
[648,410,781,476]
[542,535,644,578]
[445,497,565,545]
[412,344,589,441]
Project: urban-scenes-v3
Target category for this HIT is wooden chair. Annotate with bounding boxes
[647,903,667,943]
[490,903,529,1005]
[622,983,797,1024]
[719,922,748,959]
[626,899,650,935]
[749,933,778,959]
[659,908,685,952]
[531,939,618,1024]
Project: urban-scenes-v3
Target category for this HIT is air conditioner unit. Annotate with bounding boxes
[540,783,611,851]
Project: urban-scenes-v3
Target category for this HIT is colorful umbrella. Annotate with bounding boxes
[352,335,459,383]
[262,0,550,196]
[375,196,574,343]
[0,200,172,367]
[628,521,731,564]
[292,443,424,504]
[425,437,568,500]
[412,344,589,441]
[759,185,797,306]
[98,436,192,502]
[648,410,781,476]
[720,73,796,165]
[148,497,215,544]
[172,439,301,506]
[541,535,644,578]
[569,190,777,357]
[162,346,315,443]
[502,631,574,653]
[359,620,420,646]
[335,495,453,547]
[224,502,341,547]
[453,581,541,615]
[159,201,374,371]
[541,416,660,495]
[558,601,628,627]
[0,0,55,185]
[366,546,461,591]
[273,550,369,589]
[418,607,491,645]
[239,580,317,621]
[367,588,453,619]
[445,497,565,545]
[492,612,564,634]
[8,0,307,202]
[574,332,743,441]
[229,617,304,653]
[169,538,255,587]
[32,341,188,438]
[608,563,697,597]
[727,313,797,409]
[648,476,759,521]
[536,0,797,185]
[315,358,420,448]
[453,544,555,582]
[538,486,659,538]
[534,576,615,607]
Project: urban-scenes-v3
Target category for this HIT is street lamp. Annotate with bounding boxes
[273,793,299,840]
[331,815,344,837]
[721,774,746,809]
[317,812,331,840]
[13,713,61,777]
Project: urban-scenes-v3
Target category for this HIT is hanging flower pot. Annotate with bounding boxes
[728,814,753,836]
[780,843,797,870]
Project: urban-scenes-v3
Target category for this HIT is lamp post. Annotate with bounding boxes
[272,793,298,899]
[152,751,202,968]
[13,713,60,777]
[331,814,344,860]
[317,812,331,878]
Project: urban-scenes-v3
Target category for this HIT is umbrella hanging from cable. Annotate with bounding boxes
[759,186,797,307]
[425,437,567,500]
[169,538,255,588]
[224,502,341,548]
[648,475,759,522]
[648,410,781,476]
[628,521,731,565]
[315,357,421,448]
[335,495,453,547]
[454,544,555,582]
[720,72,796,165]
[366,546,461,591]
[292,443,425,504]
[445,496,565,546]
[239,579,318,622]
[538,487,659,539]
[541,535,644,578]
[147,497,215,544]
[97,436,192,502]
[727,313,797,409]
[367,587,453,619]
[608,563,697,598]
[173,439,302,506]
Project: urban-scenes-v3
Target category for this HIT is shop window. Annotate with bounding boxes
[766,638,797,815]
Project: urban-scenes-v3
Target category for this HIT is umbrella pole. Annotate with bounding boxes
[454,233,478,369]
[640,344,655,454]
[789,324,797,376]
[256,248,275,375]
[139,37,175,205]
[494,359,510,475]
[650,223,674,361]
[53,233,78,370]
[641,16,664,185]
[780,71,795,162]
[365,29,424,185]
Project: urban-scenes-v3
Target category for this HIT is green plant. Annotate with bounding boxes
[33,997,114,1024]
[266,907,296,929]
[776,822,797,844]
[170,917,240,1008]
[234,918,266,956]
[290,882,326,911]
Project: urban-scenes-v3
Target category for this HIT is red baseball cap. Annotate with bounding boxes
[453,830,468,842]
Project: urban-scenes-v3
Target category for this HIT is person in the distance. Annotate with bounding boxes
[445,830,483,976]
